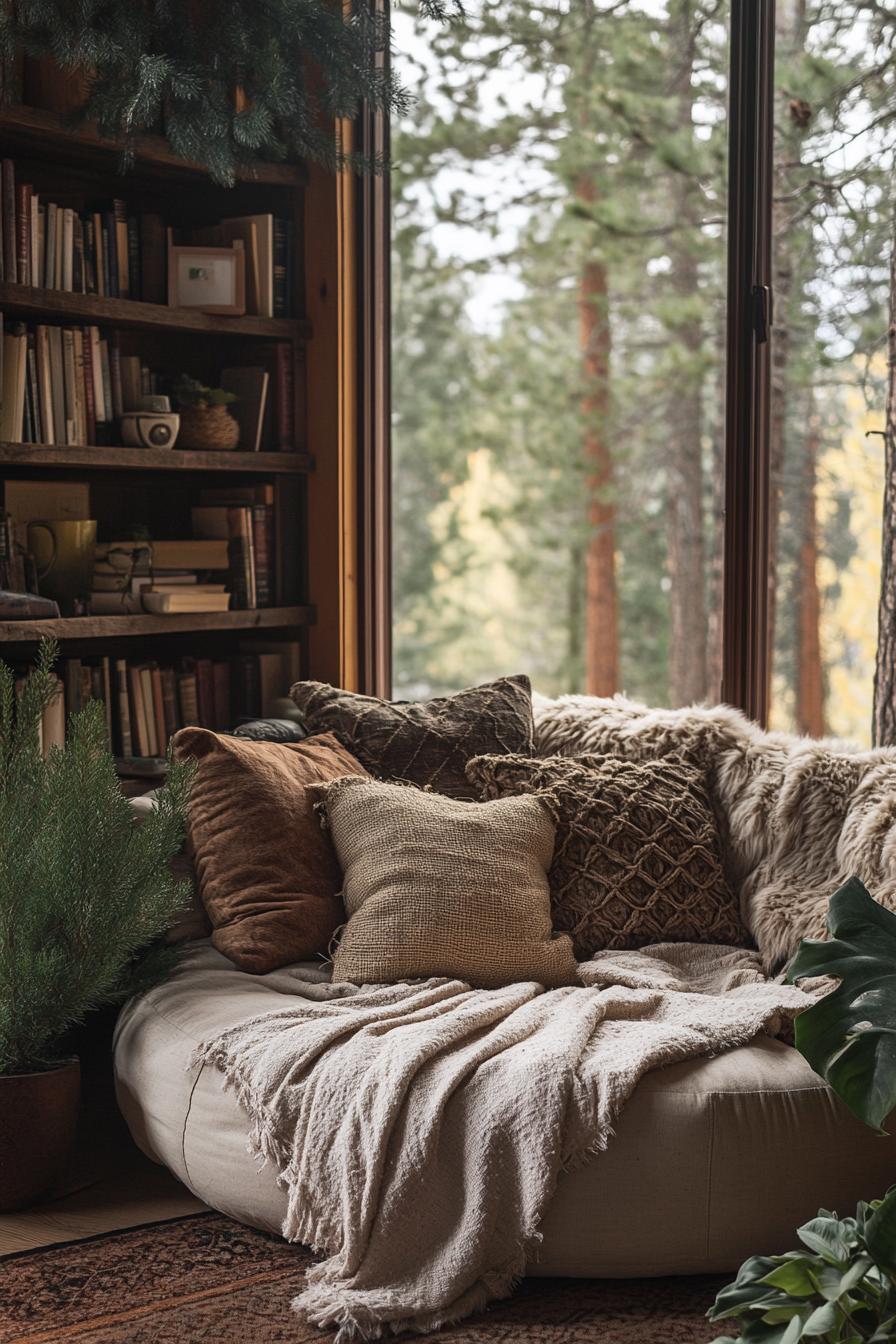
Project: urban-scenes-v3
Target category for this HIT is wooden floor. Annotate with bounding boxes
[0,1063,206,1257]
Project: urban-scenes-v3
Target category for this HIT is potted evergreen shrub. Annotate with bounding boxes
[0,640,193,1211]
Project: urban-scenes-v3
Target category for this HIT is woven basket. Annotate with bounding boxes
[177,404,240,451]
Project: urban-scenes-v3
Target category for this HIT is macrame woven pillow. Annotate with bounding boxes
[311,775,578,990]
[467,752,746,959]
[290,675,534,801]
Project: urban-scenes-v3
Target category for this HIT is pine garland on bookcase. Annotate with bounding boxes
[0,0,455,185]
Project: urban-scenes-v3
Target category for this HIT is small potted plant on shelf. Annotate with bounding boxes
[0,639,193,1211]
[173,375,240,451]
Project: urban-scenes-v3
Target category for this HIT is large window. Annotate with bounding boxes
[390,0,896,744]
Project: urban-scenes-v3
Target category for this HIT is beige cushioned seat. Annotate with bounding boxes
[114,943,893,1277]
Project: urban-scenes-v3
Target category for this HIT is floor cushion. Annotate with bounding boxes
[113,943,894,1278]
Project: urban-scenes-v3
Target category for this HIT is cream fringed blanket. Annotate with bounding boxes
[195,944,813,1342]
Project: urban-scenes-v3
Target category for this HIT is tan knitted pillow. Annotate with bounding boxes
[312,776,578,990]
[467,752,746,959]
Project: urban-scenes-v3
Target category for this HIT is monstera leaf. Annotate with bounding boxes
[787,877,896,1133]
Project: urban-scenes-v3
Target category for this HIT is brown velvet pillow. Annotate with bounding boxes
[467,752,746,959]
[172,728,367,973]
[289,675,534,801]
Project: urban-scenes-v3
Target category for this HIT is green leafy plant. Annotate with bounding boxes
[0,639,194,1075]
[173,374,237,410]
[0,0,456,185]
[708,878,896,1343]
[707,1200,896,1343]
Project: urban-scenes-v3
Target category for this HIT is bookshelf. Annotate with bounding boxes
[0,99,320,752]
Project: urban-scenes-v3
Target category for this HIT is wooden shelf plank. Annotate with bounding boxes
[0,442,312,474]
[0,103,307,187]
[0,284,311,341]
[0,606,315,643]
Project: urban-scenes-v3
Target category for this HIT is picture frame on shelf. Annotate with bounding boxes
[167,242,246,316]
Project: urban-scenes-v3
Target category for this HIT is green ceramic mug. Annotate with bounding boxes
[27,519,97,615]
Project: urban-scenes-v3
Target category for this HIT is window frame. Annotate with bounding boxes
[358,0,778,716]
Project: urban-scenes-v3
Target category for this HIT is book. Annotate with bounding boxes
[151,538,230,570]
[128,664,150,757]
[273,216,290,317]
[219,366,269,451]
[139,665,159,755]
[2,160,16,283]
[41,676,65,754]
[274,343,294,450]
[142,590,231,613]
[115,659,133,757]
[16,181,31,285]
[178,666,200,727]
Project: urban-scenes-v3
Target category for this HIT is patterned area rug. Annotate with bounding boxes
[0,1212,726,1343]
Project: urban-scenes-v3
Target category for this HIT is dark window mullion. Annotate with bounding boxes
[721,0,776,725]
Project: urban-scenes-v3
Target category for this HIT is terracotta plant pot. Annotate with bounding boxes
[0,1058,80,1211]
[177,404,240,451]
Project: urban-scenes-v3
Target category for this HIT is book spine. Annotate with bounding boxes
[113,200,128,299]
[115,659,133,757]
[36,324,55,445]
[195,659,215,729]
[127,216,141,302]
[139,212,166,305]
[273,216,289,318]
[2,160,16,283]
[150,666,166,752]
[48,326,65,447]
[81,326,96,445]
[251,503,273,607]
[209,661,228,732]
[160,667,180,738]
[62,207,74,292]
[128,665,149,758]
[274,342,294,450]
[29,193,39,287]
[44,201,57,289]
[26,333,42,444]
[82,216,96,294]
[177,665,200,728]
[62,327,77,444]
[102,212,115,297]
[101,656,113,747]
[73,213,84,293]
[226,507,251,610]
[93,211,105,298]
[108,332,124,422]
[16,181,31,285]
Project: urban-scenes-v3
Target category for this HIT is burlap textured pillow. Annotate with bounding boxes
[312,776,578,989]
[467,753,745,959]
[172,728,367,974]
[289,675,533,800]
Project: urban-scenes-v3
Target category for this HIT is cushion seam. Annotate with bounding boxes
[705,1091,716,1261]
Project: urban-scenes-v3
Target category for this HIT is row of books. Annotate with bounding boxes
[91,488,277,612]
[30,644,300,760]
[0,159,295,317]
[1,317,155,445]
[0,318,295,450]
[0,161,164,302]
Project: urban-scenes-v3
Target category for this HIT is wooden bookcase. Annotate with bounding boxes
[0,102,340,731]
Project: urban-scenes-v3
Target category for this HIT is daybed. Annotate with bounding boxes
[114,689,896,1281]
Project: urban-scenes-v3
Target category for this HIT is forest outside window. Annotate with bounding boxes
[390,0,896,748]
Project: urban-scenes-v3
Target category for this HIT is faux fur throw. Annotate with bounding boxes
[196,945,811,1342]
[534,692,896,970]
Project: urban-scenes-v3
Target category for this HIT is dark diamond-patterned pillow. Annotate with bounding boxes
[289,676,534,801]
[467,752,746,957]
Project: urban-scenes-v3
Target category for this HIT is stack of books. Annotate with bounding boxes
[90,492,275,615]
[92,538,231,615]
[0,159,166,301]
[30,643,301,759]
[0,317,161,445]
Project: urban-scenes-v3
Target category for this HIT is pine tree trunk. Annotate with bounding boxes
[666,0,707,706]
[578,178,619,697]
[795,409,824,736]
[767,0,808,709]
[872,202,896,745]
